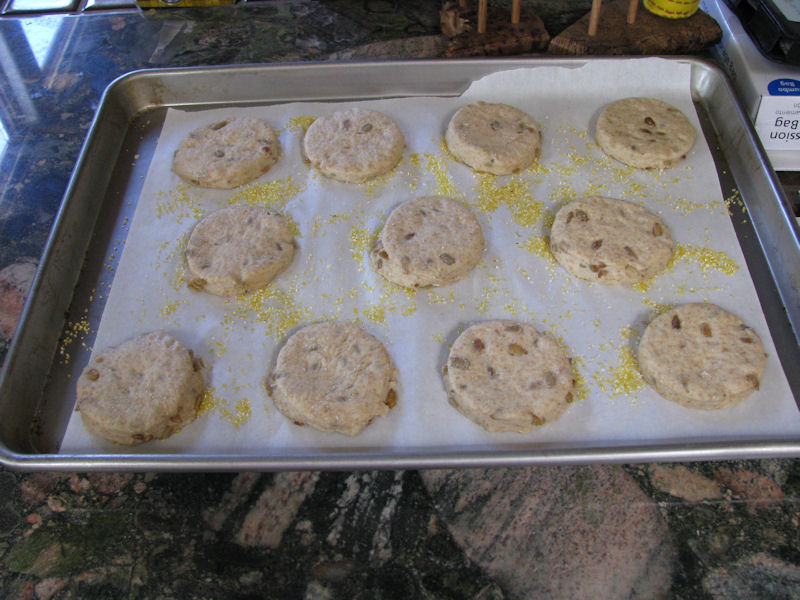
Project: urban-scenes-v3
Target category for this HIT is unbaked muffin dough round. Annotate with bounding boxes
[370,196,484,288]
[445,101,541,175]
[185,205,295,297]
[302,108,405,183]
[549,196,674,285]
[267,322,399,436]
[638,303,767,410]
[172,117,280,189]
[444,320,574,433]
[76,331,205,445]
[595,97,696,169]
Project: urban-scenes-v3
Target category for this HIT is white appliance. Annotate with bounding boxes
[702,0,800,171]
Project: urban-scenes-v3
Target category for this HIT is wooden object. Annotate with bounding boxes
[627,0,639,24]
[549,0,721,55]
[590,0,641,32]
[478,0,488,34]
[589,0,602,36]
[440,2,551,58]
[511,0,521,24]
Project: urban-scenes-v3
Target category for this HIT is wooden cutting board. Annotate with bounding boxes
[549,0,721,55]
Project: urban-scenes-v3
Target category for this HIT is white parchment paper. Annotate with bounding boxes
[59,58,800,456]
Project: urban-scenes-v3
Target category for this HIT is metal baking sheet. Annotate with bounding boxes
[2,58,799,471]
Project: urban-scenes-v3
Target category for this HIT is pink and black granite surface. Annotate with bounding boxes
[1,2,799,598]
[2,465,799,598]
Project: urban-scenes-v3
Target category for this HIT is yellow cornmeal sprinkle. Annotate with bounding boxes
[670,196,707,216]
[473,174,501,213]
[104,251,117,273]
[521,235,553,260]
[570,355,588,403]
[198,388,251,429]
[58,315,92,364]
[287,116,315,135]
[672,243,738,275]
[621,181,648,199]
[661,194,721,216]
[404,153,422,193]
[426,145,460,198]
[474,274,503,314]
[155,185,203,224]
[312,213,350,236]
[208,337,228,358]
[473,175,545,227]
[560,150,594,174]
[724,188,747,216]
[364,171,393,197]
[609,346,645,398]
[225,286,313,341]
[631,275,658,294]
[155,234,190,293]
[549,181,579,206]
[159,301,183,318]
[642,299,675,316]
[427,289,455,305]
[349,224,378,263]
[360,303,388,325]
[594,326,645,398]
[229,177,303,214]
[608,164,637,185]
[475,293,492,314]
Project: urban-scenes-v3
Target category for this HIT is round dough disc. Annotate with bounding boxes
[638,303,767,410]
[267,322,399,436]
[172,117,280,189]
[444,320,574,433]
[445,101,541,175]
[185,205,295,297]
[302,108,405,183]
[595,97,696,169]
[370,196,484,288]
[76,331,205,445]
[549,196,674,285]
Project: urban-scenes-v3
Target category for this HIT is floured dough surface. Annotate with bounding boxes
[370,196,484,288]
[185,205,295,297]
[444,320,574,433]
[638,303,767,410]
[445,101,541,175]
[302,108,405,183]
[267,322,399,436]
[595,97,696,169]
[76,331,205,445]
[549,196,674,285]
[172,117,280,188]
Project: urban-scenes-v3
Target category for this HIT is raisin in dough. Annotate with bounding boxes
[638,303,767,410]
[76,331,205,445]
[370,196,484,288]
[549,196,674,285]
[444,320,574,433]
[445,101,541,175]
[185,205,294,297]
[595,97,696,169]
[172,117,280,189]
[267,322,399,436]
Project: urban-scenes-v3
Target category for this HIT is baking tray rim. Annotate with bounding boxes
[2,56,799,471]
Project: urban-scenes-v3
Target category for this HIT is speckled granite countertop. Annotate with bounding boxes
[1,2,799,598]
